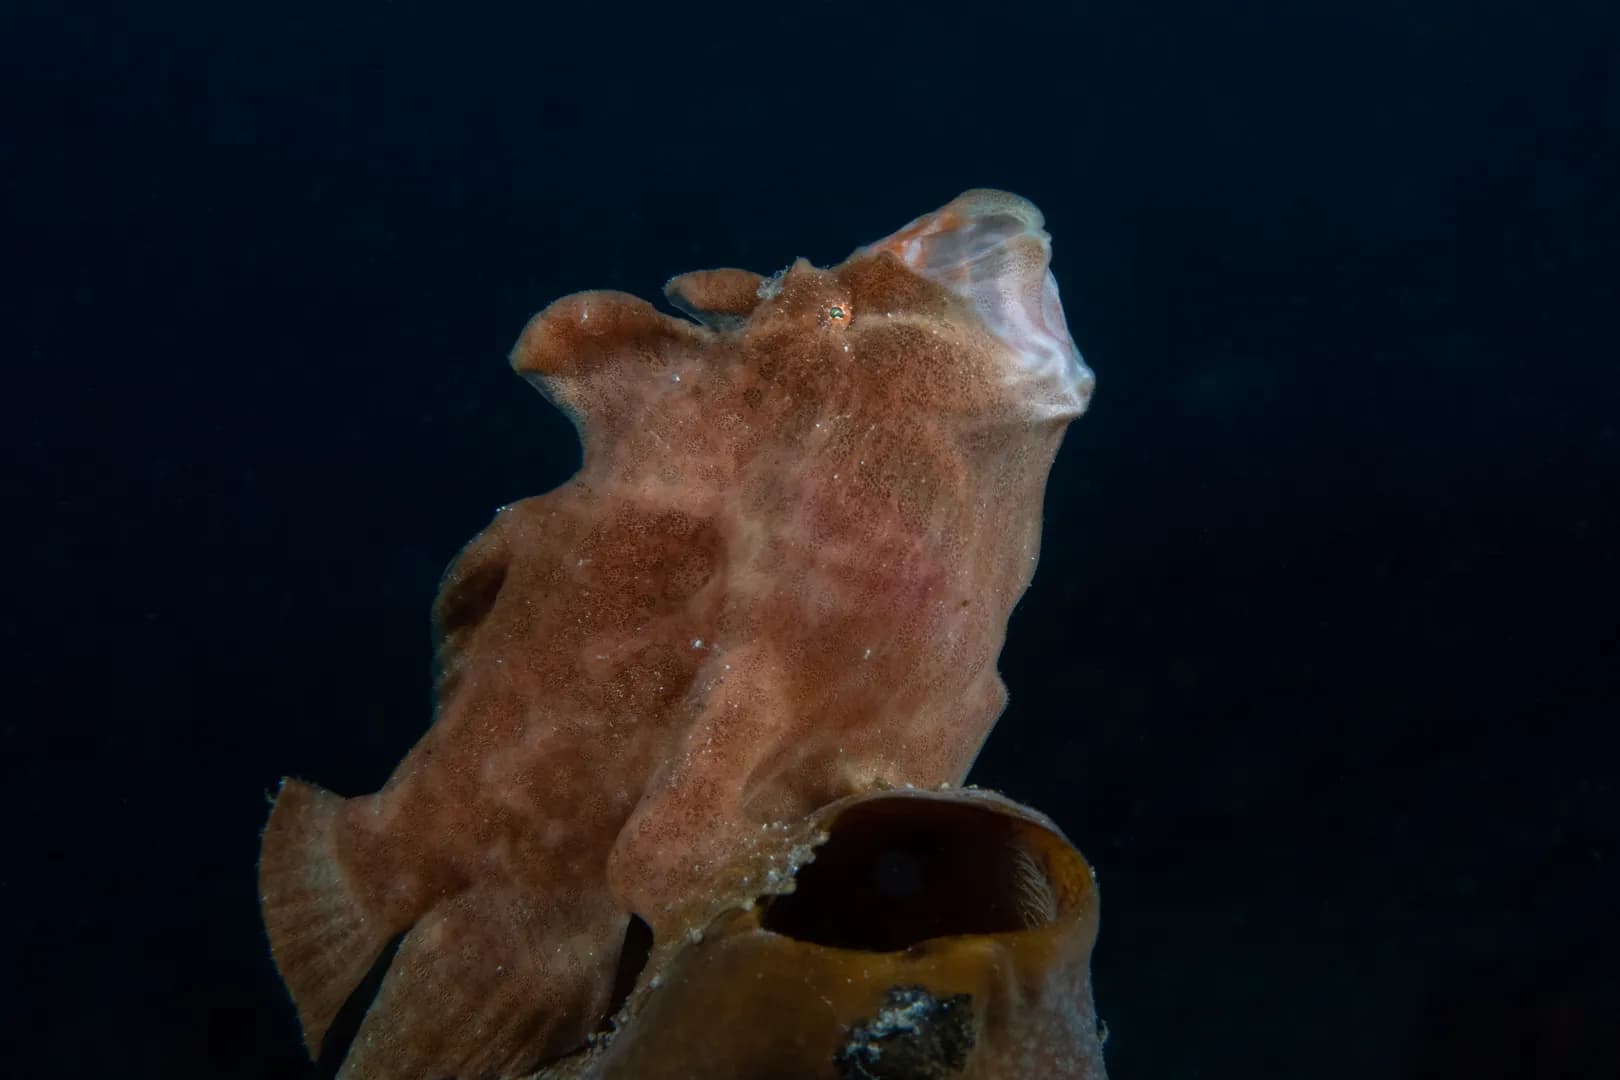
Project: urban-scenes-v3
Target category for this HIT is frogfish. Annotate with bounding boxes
[259,189,1098,1078]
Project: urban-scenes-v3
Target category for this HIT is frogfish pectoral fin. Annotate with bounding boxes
[259,778,627,1077]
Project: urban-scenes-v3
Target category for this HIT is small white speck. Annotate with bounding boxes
[863,647,872,660]
[691,638,704,649]
[672,372,681,382]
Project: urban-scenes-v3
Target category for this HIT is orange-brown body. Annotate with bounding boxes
[259,190,1094,1078]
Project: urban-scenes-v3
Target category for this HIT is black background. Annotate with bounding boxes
[7,2,1619,1077]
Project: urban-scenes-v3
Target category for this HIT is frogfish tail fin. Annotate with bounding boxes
[258,777,396,1056]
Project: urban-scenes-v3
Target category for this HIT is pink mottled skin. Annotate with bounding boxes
[258,190,1094,1079]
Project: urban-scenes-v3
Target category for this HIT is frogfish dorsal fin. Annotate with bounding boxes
[663,267,767,329]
